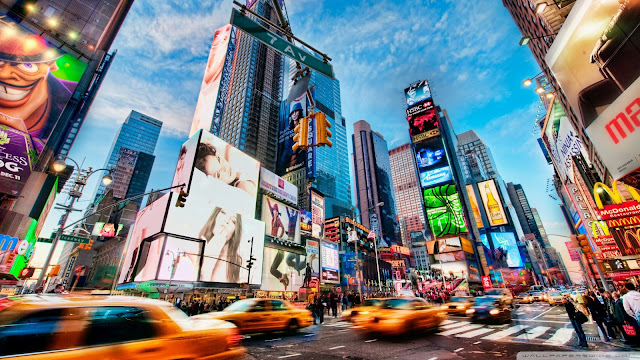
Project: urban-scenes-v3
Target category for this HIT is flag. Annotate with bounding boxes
[367,231,376,240]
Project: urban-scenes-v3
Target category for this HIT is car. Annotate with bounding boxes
[483,288,513,307]
[341,298,383,322]
[353,297,446,336]
[0,294,244,360]
[467,296,513,324]
[547,291,564,305]
[514,293,533,304]
[194,298,313,334]
[440,296,474,316]
[530,291,545,302]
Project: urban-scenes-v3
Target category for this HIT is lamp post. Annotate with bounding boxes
[165,250,180,300]
[35,157,112,291]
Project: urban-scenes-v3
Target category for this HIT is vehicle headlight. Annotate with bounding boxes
[441,305,449,310]
[456,305,465,309]
[466,309,475,314]
[489,309,500,315]
[360,311,369,315]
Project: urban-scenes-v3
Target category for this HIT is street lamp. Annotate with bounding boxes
[35,157,112,290]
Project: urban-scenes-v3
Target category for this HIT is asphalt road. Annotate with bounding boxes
[240,302,632,360]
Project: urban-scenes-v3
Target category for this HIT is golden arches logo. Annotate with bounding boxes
[592,220,610,238]
[623,228,640,249]
[593,181,640,209]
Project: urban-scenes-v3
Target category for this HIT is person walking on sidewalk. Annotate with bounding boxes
[623,282,640,324]
[603,291,620,340]
[585,291,615,341]
[330,292,338,318]
[316,293,326,324]
[564,297,588,348]
[613,291,635,343]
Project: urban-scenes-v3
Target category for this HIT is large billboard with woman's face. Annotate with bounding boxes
[261,247,307,292]
[276,92,314,176]
[261,195,300,244]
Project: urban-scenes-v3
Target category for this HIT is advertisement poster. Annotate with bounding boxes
[189,25,232,137]
[414,137,452,188]
[156,236,204,282]
[300,209,312,233]
[341,251,358,286]
[423,184,468,237]
[465,184,484,229]
[276,91,314,176]
[261,195,300,244]
[426,238,462,255]
[311,190,325,239]
[261,247,307,291]
[172,133,199,192]
[409,230,428,248]
[259,167,298,204]
[306,239,320,278]
[91,222,124,237]
[489,232,523,268]
[565,241,581,262]
[480,233,495,267]
[0,126,36,196]
[0,16,88,150]
[407,106,438,142]
[321,240,339,283]
[477,179,509,226]
[404,80,432,106]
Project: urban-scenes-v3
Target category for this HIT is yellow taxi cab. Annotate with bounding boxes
[195,298,313,334]
[353,297,446,336]
[0,294,244,360]
[341,298,383,322]
[546,291,564,306]
[439,296,474,316]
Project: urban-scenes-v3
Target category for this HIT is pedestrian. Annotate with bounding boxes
[348,292,355,308]
[354,293,361,306]
[308,292,317,325]
[623,282,640,323]
[585,291,615,341]
[564,297,588,348]
[613,291,636,343]
[330,292,338,318]
[316,293,326,324]
[342,294,348,312]
[603,291,620,340]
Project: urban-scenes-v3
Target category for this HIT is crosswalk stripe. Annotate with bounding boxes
[514,326,551,341]
[440,321,470,329]
[456,327,495,338]
[481,325,528,340]
[437,324,482,336]
[543,328,574,346]
[441,319,456,325]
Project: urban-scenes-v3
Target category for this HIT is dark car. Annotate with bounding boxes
[466,296,512,324]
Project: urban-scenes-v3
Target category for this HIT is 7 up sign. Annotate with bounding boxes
[230,9,334,79]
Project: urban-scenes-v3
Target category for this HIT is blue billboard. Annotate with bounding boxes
[404,80,432,106]
[414,137,452,188]
[490,232,523,268]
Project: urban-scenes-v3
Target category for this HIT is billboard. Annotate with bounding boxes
[565,241,581,262]
[259,167,298,204]
[306,239,320,279]
[91,222,124,237]
[407,105,439,142]
[465,184,484,229]
[0,127,36,196]
[477,179,508,226]
[171,133,199,192]
[423,184,468,237]
[156,236,204,282]
[320,240,339,283]
[190,25,232,137]
[311,190,325,239]
[276,91,314,176]
[261,195,300,244]
[490,232,523,268]
[545,0,640,183]
[414,137,452,188]
[409,230,428,248]
[404,80,432,106]
[324,217,340,243]
[426,238,463,255]
[300,209,312,233]
[261,247,306,291]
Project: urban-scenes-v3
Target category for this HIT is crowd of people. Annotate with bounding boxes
[564,282,640,348]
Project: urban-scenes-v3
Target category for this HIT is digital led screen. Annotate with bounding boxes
[424,184,468,237]
[311,190,325,239]
[477,179,508,226]
[259,167,298,204]
[321,240,339,283]
[306,239,320,278]
[300,209,312,233]
[415,137,452,188]
[261,195,300,244]
[276,91,314,176]
[465,184,484,229]
[92,222,124,237]
[404,80,432,106]
[261,247,306,292]
[407,106,438,142]
[156,236,204,282]
[489,232,523,268]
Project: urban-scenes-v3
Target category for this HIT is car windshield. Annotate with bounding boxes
[382,299,413,310]
[485,289,504,296]
[549,292,561,296]
[475,297,498,306]
[363,299,382,307]
[450,297,469,303]
[532,292,542,296]
[224,300,254,312]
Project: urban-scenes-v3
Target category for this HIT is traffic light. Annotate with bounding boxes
[519,270,524,276]
[570,235,579,248]
[19,267,35,280]
[577,234,591,254]
[48,264,61,277]
[246,256,257,270]
[175,190,188,208]
[292,116,309,151]
[315,112,332,147]
[85,240,94,251]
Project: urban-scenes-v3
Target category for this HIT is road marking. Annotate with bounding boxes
[440,321,470,329]
[456,327,495,338]
[339,329,350,332]
[513,319,570,324]
[304,334,315,337]
[278,355,302,359]
[427,357,438,360]
[473,341,482,344]
[481,325,528,340]
[454,348,464,352]
[532,307,557,320]
[265,338,282,342]
[441,319,456,325]
[364,339,378,343]
[543,328,574,346]
[437,324,482,336]
[514,326,551,341]
[329,345,345,350]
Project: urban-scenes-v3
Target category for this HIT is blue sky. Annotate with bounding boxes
[39,0,578,274]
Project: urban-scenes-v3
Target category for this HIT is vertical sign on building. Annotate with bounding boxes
[311,189,325,239]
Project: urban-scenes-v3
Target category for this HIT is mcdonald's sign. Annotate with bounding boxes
[591,220,620,249]
[608,225,640,256]
[593,181,640,220]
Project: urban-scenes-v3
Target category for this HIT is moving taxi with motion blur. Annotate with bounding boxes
[546,291,564,305]
[194,298,313,334]
[440,296,474,316]
[514,292,533,304]
[0,295,244,359]
[341,298,383,322]
[530,291,545,302]
[353,297,447,336]
[466,296,512,324]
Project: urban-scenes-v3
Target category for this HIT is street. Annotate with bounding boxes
[241,303,628,359]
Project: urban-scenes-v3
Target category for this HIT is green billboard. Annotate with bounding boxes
[424,184,468,237]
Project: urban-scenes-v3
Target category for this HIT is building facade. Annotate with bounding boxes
[352,120,399,245]
[389,143,426,247]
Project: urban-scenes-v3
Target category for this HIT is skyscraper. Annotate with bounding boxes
[457,130,499,180]
[389,143,426,246]
[209,0,285,171]
[352,120,399,244]
[95,110,162,202]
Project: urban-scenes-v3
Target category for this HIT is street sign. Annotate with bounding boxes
[230,9,335,79]
[51,233,90,244]
[37,237,53,243]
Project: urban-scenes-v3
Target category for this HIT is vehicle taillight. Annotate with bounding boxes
[226,329,242,348]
